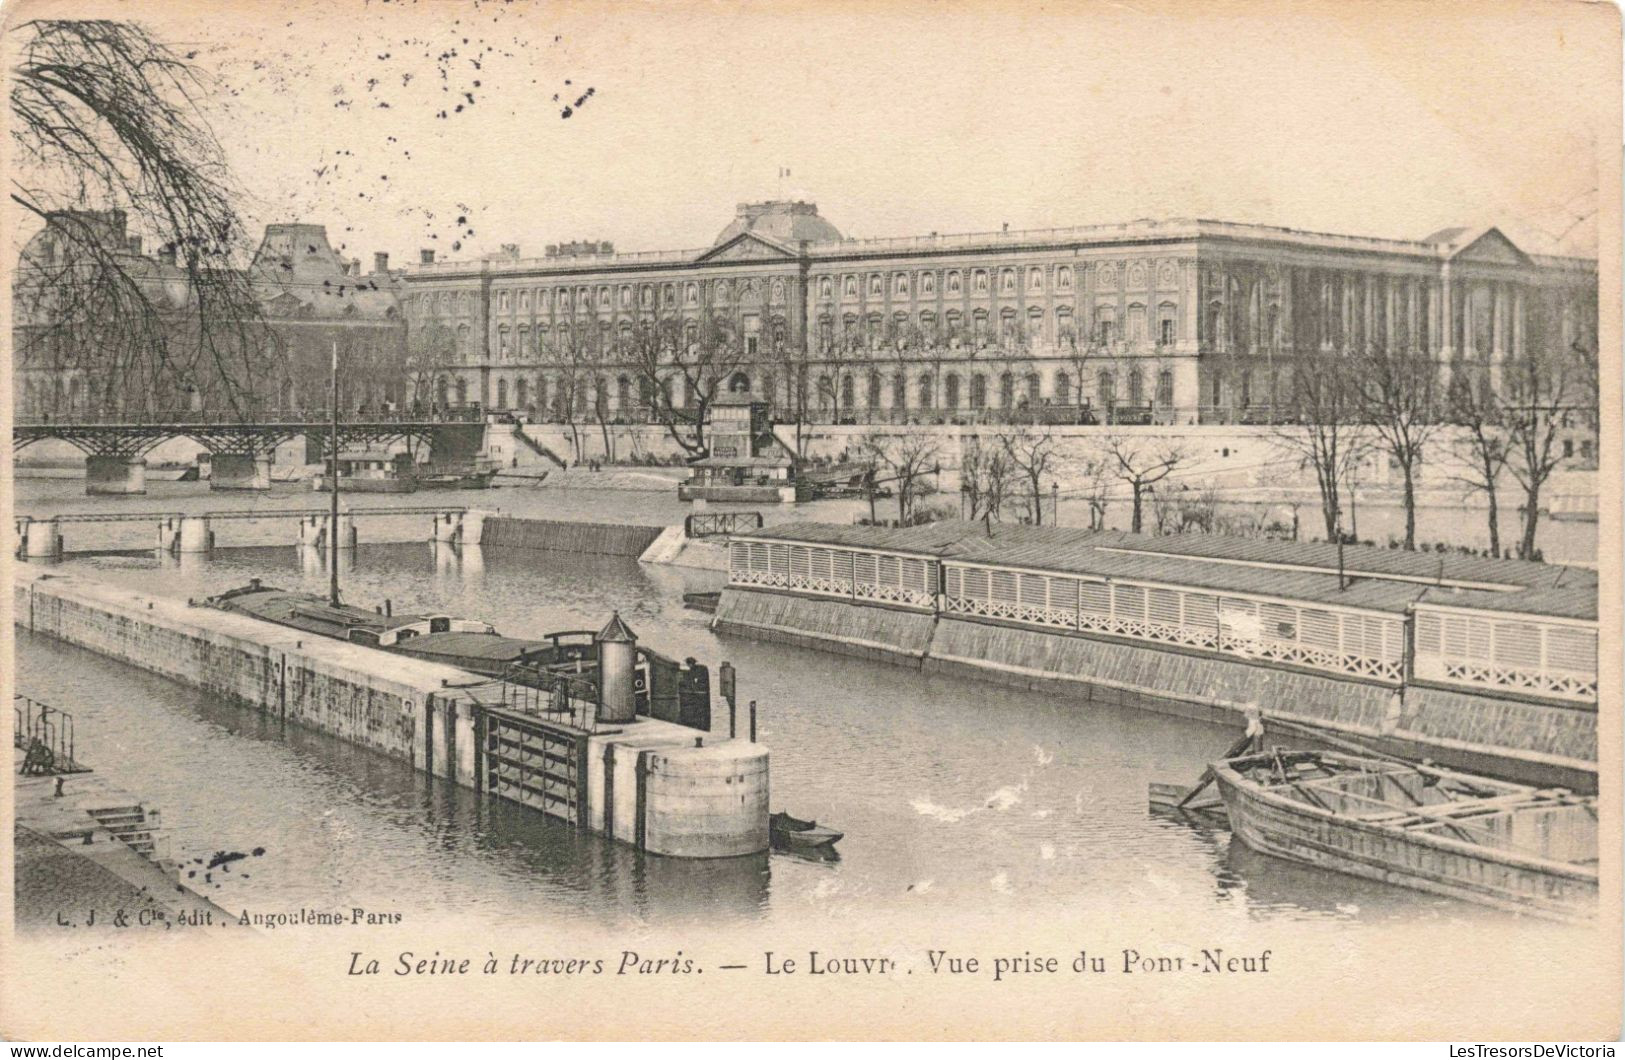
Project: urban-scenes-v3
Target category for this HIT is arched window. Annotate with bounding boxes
[1156,370,1174,408]
[970,373,987,409]
[516,377,529,409]
[892,372,907,410]
[944,373,960,409]
[840,374,855,410]
[1057,266,1073,291]
[918,374,934,409]
[617,375,632,410]
[1054,372,1072,405]
[999,372,1015,408]
[1000,269,1017,294]
[1128,368,1144,405]
[1097,370,1115,408]
[1025,373,1041,406]
[817,375,834,411]
[436,377,449,406]
[867,373,882,408]
[820,276,833,300]
[497,378,510,409]
[1240,369,1253,408]
[1027,266,1043,291]
[455,377,469,405]
[947,271,962,295]
[535,376,548,414]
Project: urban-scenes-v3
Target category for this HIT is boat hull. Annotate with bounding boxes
[1214,764,1597,921]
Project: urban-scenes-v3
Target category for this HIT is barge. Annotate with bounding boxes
[1213,750,1598,921]
[205,580,711,729]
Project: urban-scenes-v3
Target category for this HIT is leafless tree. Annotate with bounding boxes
[1353,341,1441,549]
[627,307,747,458]
[10,20,278,420]
[1102,434,1188,534]
[543,318,601,462]
[1445,362,1512,558]
[999,425,1058,525]
[860,431,940,525]
[959,438,1014,522]
[1271,342,1369,541]
[1501,317,1580,559]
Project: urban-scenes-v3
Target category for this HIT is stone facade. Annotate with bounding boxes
[399,202,1599,427]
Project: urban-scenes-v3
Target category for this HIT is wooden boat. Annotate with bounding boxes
[681,591,721,614]
[770,812,842,852]
[1213,750,1597,921]
[417,467,500,491]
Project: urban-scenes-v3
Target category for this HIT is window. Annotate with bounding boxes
[520,290,530,310]
[1096,307,1115,346]
[1127,304,1147,344]
[1128,368,1144,405]
[845,275,858,299]
[947,271,962,295]
[868,373,882,407]
[1057,266,1073,291]
[498,326,511,357]
[869,274,883,298]
[918,374,933,409]
[641,285,653,307]
[999,372,1015,408]
[686,283,699,306]
[1159,303,1177,345]
[772,278,785,304]
[921,272,936,295]
[892,373,907,409]
[840,374,855,409]
[893,273,909,297]
[496,378,508,408]
[820,276,833,300]
[620,286,632,308]
[499,291,511,311]
[970,373,987,408]
[1157,370,1174,408]
[1001,268,1017,294]
[974,269,989,293]
[1097,370,1116,407]
[715,280,729,303]
[944,373,960,408]
[1241,370,1253,408]
[1025,373,1041,406]
[973,310,989,345]
[1028,267,1043,291]
[598,287,611,309]
[1055,372,1072,404]
[1027,305,1045,345]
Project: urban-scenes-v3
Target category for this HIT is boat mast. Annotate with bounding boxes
[329,339,341,607]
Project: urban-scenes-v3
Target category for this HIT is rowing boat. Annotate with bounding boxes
[1213,750,1597,921]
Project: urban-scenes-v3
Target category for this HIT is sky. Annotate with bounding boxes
[21,0,1620,264]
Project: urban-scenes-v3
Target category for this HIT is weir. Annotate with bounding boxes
[13,568,770,858]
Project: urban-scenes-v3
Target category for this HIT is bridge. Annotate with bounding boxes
[14,504,492,558]
[10,411,487,494]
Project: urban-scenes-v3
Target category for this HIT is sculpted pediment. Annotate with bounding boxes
[1448,228,1532,267]
[696,232,797,263]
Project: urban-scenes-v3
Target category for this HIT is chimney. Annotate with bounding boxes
[420,248,435,265]
[374,252,389,274]
[158,244,177,266]
[127,235,142,255]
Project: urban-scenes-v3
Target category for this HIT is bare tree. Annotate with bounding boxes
[1271,342,1368,541]
[1502,323,1578,560]
[999,425,1057,525]
[861,431,940,525]
[1445,362,1512,558]
[543,318,599,462]
[959,438,1014,522]
[1102,434,1188,534]
[628,308,746,458]
[10,20,277,420]
[1353,341,1441,549]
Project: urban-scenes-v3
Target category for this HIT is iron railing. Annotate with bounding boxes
[685,511,765,538]
[14,695,87,775]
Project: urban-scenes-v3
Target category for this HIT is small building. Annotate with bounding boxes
[678,391,799,503]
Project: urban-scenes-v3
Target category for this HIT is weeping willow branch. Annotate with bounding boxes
[10,19,276,421]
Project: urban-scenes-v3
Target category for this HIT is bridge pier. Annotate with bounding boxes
[22,518,63,560]
[158,516,214,554]
[429,509,492,546]
[297,511,356,550]
[210,452,273,491]
[85,455,146,496]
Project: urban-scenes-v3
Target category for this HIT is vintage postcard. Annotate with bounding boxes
[1,0,1619,1043]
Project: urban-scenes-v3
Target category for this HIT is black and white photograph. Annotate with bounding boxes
[2,0,1618,1044]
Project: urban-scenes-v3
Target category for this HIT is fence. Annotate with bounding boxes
[14,695,87,775]
[728,539,939,610]
[941,562,1406,684]
[1412,604,1598,705]
[685,511,764,538]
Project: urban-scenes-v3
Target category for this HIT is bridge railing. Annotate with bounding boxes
[19,505,471,524]
[14,694,86,775]
[685,511,765,538]
[11,406,487,427]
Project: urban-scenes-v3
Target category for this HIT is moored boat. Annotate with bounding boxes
[770,812,843,853]
[1213,750,1597,921]
[203,581,713,730]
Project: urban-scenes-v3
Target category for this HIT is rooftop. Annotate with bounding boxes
[736,522,1596,620]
